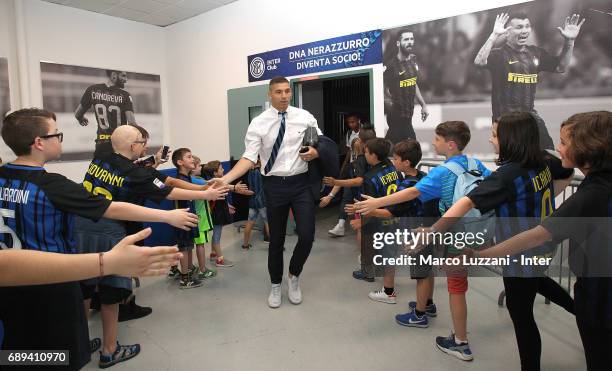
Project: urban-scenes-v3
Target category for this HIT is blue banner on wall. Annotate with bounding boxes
[247,30,382,82]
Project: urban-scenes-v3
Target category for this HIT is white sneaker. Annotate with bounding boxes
[328,223,345,237]
[368,289,397,304]
[287,275,302,304]
[268,283,282,308]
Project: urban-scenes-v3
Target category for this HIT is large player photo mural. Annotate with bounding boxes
[382,0,612,158]
[40,62,163,161]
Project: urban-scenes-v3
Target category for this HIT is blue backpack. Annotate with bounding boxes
[440,158,495,243]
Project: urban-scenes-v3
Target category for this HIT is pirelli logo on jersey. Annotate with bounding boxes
[86,163,125,188]
[399,77,417,88]
[507,73,538,84]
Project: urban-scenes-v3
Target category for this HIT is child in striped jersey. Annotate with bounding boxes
[425,112,574,367]
[355,121,491,361]
[465,111,611,370]
[0,108,199,370]
[351,138,400,283]
[321,127,376,281]
[346,139,433,307]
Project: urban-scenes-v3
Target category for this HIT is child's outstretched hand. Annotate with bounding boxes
[322,177,336,186]
[106,228,182,277]
[354,194,380,216]
[319,195,332,208]
[344,203,357,215]
[164,208,199,231]
[350,218,362,230]
[233,181,254,196]
[204,185,229,200]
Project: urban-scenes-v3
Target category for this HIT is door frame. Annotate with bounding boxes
[290,68,374,125]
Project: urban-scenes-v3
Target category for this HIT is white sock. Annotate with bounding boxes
[337,219,346,227]
[454,335,468,345]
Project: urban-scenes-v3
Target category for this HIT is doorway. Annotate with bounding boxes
[293,70,372,157]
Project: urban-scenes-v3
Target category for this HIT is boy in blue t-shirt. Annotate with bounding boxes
[355,121,491,361]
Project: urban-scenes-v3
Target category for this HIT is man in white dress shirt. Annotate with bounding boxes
[220,76,323,308]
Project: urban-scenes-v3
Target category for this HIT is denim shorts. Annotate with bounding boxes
[248,207,267,222]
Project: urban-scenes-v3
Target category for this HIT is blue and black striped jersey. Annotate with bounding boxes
[0,164,109,370]
[388,170,426,218]
[0,163,111,253]
[468,153,573,276]
[362,159,401,199]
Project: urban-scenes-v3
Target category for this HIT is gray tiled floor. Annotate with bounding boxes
[83,209,586,370]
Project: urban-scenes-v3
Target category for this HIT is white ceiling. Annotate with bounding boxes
[42,0,237,27]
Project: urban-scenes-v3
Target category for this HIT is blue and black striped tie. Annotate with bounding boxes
[264,111,286,174]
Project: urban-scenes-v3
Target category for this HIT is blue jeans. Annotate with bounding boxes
[212,224,223,244]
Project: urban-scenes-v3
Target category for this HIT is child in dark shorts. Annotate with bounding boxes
[171,148,204,289]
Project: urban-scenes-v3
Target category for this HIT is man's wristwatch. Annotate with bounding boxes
[328,193,335,198]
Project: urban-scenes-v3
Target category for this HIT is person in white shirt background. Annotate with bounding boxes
[328,113,361,237]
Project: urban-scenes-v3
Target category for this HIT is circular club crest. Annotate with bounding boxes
[249,57,265,79]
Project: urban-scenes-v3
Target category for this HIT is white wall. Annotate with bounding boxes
[165,0,531,162]
[0,0,168,180]
[1,0,530,179]
[0,1,20,120]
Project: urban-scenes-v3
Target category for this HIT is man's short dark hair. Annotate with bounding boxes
[435,121,471,151]
[396,28,414,41]
[346,112,360,121]
[365,138,392,162]
[269,76,289,89]
[133,124,149,140]
[106,70,120,78]
[172,147,191,168]
[508,12,529,22]
[2,108,56,156]
[393,139,422,167]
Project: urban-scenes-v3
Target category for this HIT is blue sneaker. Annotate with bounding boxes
[352,269,374,282]
[435,333,473,361]
[395,311,428,328]
[408,301,437,317]
[99,342,141,368]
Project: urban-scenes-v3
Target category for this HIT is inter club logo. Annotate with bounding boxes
[249,57,265,79]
